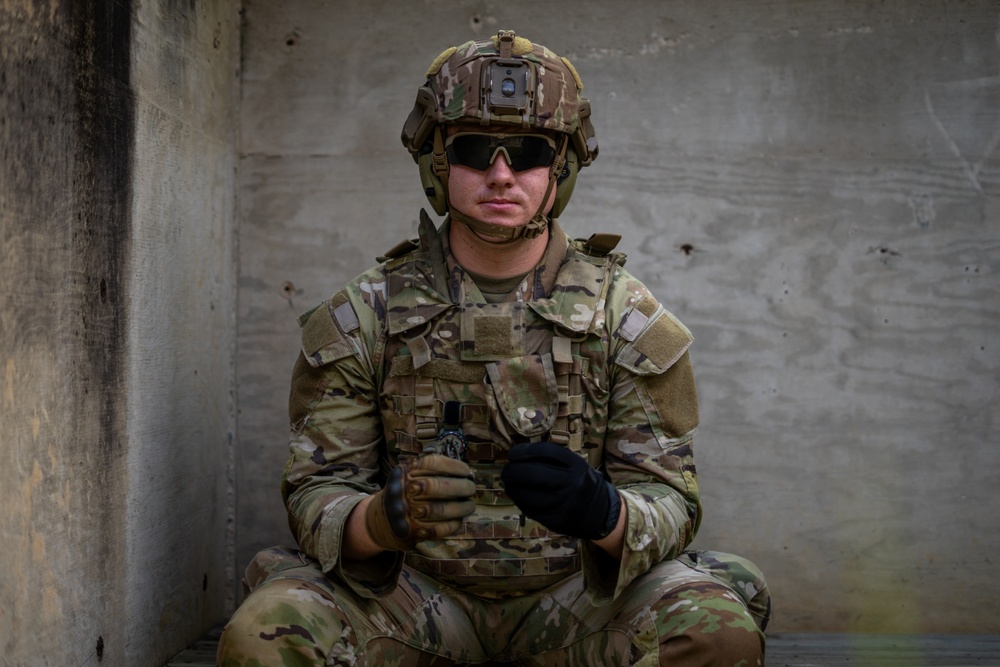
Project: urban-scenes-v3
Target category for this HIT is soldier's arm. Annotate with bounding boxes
[592,498,627,559]
[281,279,405,597]
[342,495,384,560]
[582,269,703,604]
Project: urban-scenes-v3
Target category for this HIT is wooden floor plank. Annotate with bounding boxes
[767,633,1000,667]
[166,630,1000,666]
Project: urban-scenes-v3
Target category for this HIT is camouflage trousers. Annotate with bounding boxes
[218,546,769,667]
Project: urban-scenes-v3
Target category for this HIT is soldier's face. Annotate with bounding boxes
[446,126,558,229]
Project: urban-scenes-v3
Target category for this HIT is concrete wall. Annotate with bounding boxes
[237,0,1000,634]
[0,1,239,665]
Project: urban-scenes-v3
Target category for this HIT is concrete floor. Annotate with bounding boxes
[167,628,1000,666]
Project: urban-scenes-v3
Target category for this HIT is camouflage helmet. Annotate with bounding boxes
[401,30,598,221]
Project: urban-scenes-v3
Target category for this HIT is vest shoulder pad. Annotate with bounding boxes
[377,237,420,263]
[297,291,360,367]
[574,233,627,265]
[580,232,620,255]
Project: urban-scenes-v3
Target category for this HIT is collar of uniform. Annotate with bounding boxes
[439,217,484,304]
[384,214,455,337]
[532,219,569,299]
[527,226,615,336]
[438,219,570,304]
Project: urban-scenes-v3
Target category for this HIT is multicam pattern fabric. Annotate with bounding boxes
[283,216,703,604]
[426,35,587,137]
[218,546,768,666]
[220,214,769,665]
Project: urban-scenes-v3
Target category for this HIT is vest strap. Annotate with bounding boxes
[550,336,584,451]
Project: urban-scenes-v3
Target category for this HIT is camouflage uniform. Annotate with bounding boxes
[218,216,770,666]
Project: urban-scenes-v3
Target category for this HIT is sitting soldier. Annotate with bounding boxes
[218,30,770,667]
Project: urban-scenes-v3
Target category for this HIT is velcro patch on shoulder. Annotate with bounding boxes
[615,296,693,376]
[298,291,359,367]
[643,352,699,438]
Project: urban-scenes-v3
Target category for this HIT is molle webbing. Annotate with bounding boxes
[389,356,485,383]
[403,479,581,587]
[414,375,438,440]
[549,335,585,451]
[406,332,434,371]
[405,550,581,584]
[388,356,487,445]
[388,342,586,454]
[394,427,507,463]
[381,217,613,459]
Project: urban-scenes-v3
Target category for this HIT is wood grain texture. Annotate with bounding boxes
[167,629,1000,667]
[236,0,1000,632]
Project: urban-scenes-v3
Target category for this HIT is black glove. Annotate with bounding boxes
[501,442,621,540]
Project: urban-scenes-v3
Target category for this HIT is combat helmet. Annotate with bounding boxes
[401,30,598,242]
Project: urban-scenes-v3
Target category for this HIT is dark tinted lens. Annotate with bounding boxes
[447,135,555,172]
[447,135,493,171]
[504,136,555,171]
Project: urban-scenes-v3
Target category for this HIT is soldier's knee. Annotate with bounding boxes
[216,579,332,667]
[680,550,771,631]
[216,615,261,667]
[654,582,764,667]
[662,628,763,667]
[217,605,271,667]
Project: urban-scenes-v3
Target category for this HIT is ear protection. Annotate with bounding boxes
[417,144,582,219]
[418,150,448,216]
[552,146,580,219]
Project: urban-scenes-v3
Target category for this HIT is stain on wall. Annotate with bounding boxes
[1,1,134,663]
[70,1,135,661]
[1,1,240,664]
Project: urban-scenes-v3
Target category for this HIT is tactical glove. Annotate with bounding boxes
[364,454,477,551]
[501,442,622,540]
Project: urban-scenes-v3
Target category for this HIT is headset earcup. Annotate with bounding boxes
[418,152,448,216]
[551,147,579,219]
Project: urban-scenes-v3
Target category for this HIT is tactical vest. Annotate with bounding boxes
[378,220,624,597]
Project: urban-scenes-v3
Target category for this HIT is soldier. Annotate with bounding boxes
[218,31,770,666]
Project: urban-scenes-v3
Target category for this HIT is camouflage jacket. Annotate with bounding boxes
[282,215,702,605]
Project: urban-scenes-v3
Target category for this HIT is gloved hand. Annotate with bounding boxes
[501,442,622,540]
[365,454,477,551]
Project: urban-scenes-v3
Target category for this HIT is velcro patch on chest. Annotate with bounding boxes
[475,316,514,356]
[460,303,526,360]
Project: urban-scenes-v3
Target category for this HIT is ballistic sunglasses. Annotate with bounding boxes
[445,132,558,172]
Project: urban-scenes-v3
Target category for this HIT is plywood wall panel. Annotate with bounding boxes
[237,0,1000,632]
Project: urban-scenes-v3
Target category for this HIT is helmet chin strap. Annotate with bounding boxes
[436,129,569,246]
